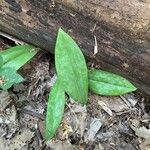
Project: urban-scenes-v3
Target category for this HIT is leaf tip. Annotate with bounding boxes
[58,28,64,34]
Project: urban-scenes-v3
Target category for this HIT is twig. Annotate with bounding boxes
[116,108,137,115]
[94,35,98,55]
[0,31,25,45]
[120,95,131,108]
[35,123,43,147]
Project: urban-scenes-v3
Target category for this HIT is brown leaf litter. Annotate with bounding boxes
[0,38,150,150]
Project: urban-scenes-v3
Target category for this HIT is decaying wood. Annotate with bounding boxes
[62,0,150,36]
[0,0,150,95]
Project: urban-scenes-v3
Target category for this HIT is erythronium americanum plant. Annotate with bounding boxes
[45,28,137,140]
[0,28,137,141]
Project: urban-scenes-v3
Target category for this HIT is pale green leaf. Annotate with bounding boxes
[55,28,88,104]
[45,79,65,140]
[0,68,24,90]
[89,69,137,96]
[0,44,37,70]
[0,44,34,63]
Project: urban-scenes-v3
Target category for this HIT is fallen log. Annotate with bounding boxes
[0,0,150,95]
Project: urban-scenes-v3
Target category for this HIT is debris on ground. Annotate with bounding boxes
[131,126,150,139]
[0,36,150,150]
[87,118,102,141]
[0,129,34,150]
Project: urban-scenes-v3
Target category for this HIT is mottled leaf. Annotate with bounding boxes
[0,68,24,90]
[45,79,65,140]
[89,69,137,96]
[55,28,88,104]
[0,44,37,70]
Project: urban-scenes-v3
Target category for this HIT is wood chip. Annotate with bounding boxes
[98,101,113,116]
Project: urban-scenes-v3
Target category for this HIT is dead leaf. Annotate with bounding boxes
[123,94,138,107]
[49,74,57,87]
[140,138,150,150]
[102,97,129,113]
[87,118,102,141]
[57,121,73,140]
[90,94,129,114]
[0,105,18,139]
[9,129,34,150]
[130,119,140,128]
[46,140,78,150]
[0,129,34,150]
[0,138,6,150]
[71,104,87,113]
[131,126,150,139]
[0,90,11,111]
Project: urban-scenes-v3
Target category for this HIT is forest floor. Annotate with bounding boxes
[0,36,150,150]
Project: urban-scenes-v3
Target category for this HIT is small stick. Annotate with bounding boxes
[120,95,131,108]
[35,123,43,147]
[94,35,98,55]
[0,31,25,45]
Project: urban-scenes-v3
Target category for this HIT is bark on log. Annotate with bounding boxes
[0,0,150,95]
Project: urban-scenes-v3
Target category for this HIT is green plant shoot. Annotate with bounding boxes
[45,79,65,140]
[55,28,88,104]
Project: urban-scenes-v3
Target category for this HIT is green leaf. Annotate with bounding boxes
[55,28,88,104]
[89,69,137,96]
[0,44,34,63]
[45,79,65,140]
[0,68,24,90]
[0,56,3,67]
[0,44,37,70]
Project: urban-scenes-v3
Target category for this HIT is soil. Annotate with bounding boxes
[0,36,150,150]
